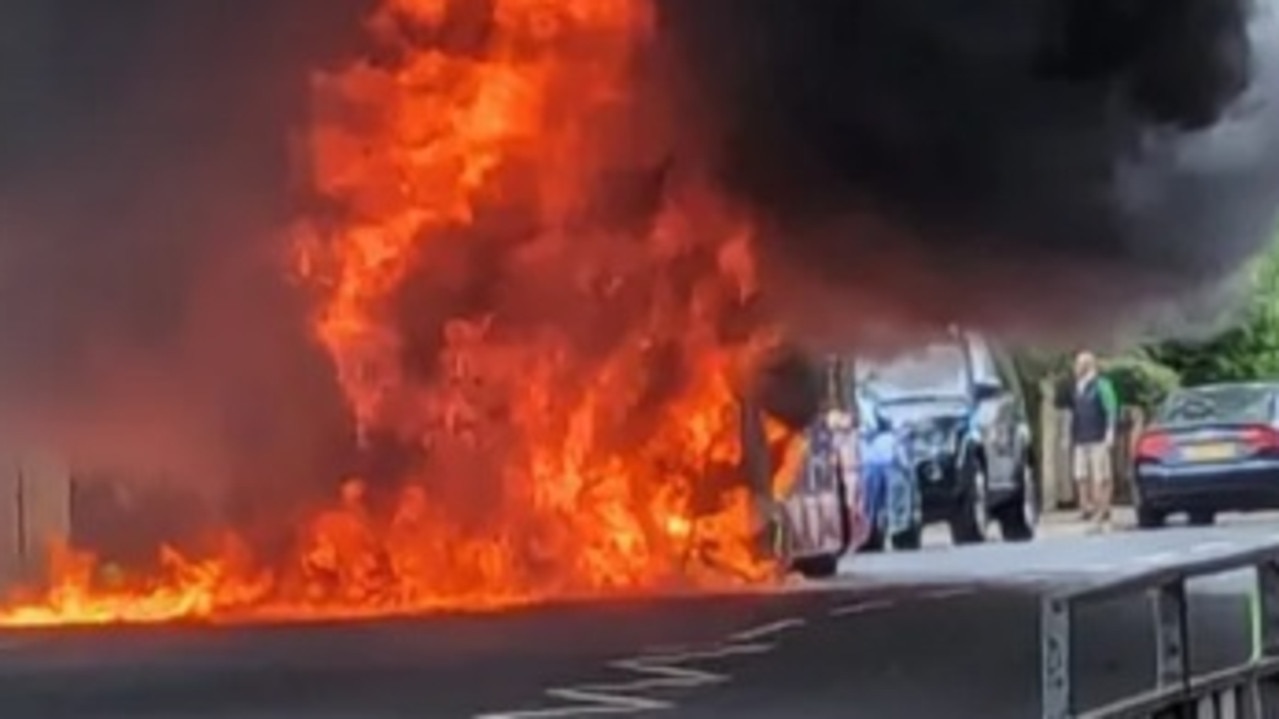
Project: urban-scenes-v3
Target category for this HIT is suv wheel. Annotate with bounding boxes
[792,553,840,579]
[1188,510,1216,527]
[950,459,988,545]
[1135,503,1166,529]
[995,457,1038,542]
[860,526,885,553]
[892,525,923,551]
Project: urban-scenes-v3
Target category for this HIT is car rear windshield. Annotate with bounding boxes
[1156,385,1276,425]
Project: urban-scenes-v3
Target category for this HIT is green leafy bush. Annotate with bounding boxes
[1149,238,1279,385]
[1099,355,1182,412]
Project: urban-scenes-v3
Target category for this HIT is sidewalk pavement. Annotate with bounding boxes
[1040,508,1136,534]
[918,508,1135,547]
[919,509,1279,548]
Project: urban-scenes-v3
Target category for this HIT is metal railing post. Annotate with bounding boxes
[1044,595,1072,719]
[1042,547,1279,718]
[1218,687,1240,719]
[1152,582,1191,694]
[1252,560,1279,716]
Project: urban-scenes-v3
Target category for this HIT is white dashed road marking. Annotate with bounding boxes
[828,598,894,618]
[729,617,807,643]
[922,587,975,601]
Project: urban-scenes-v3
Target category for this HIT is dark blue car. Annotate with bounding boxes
[1134,382,1279,528]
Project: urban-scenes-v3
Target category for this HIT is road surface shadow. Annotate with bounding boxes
[0,581,1251,718]
[677,585,1251,718]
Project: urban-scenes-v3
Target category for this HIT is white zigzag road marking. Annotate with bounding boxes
[474,642,777,718]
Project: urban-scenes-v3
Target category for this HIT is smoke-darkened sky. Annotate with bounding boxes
[0,0,371,513]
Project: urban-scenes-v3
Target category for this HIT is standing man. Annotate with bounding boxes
[1070,351,1120,531]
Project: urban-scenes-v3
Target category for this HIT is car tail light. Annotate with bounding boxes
[1241,425,1279,451]
[1136,431,1172,460]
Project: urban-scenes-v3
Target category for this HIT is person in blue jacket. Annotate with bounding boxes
[856,385,921,550]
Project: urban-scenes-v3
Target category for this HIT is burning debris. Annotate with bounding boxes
[2,0,1279,625]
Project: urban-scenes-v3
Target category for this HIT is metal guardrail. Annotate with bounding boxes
[1041,543,1279,718]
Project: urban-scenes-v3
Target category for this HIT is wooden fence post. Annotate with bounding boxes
[1039,381,1079,511]
[1112,406,1144,507]
[1038,381,1079,509]
[1039,380,1060,511]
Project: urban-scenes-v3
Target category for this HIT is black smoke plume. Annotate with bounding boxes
[657,0,1279,346]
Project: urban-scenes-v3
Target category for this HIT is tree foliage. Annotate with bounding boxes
[1098,354,1181,411]
[1012,349,1180,413]
[986,238,1279,419]
[1148,240,1279,386]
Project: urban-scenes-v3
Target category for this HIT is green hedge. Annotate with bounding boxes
[1100,355,1181,412]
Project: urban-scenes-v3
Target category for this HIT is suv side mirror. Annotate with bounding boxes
[974,381,1004,402]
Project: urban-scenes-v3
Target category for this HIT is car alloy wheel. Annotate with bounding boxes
[971,465,989,538]
[1021,463,1039,529]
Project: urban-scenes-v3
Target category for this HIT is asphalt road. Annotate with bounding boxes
[0,518,1274,718]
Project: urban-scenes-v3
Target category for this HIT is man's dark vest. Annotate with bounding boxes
[1071,378,1108,444]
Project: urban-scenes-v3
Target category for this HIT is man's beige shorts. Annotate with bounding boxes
[1073,442,1113,483]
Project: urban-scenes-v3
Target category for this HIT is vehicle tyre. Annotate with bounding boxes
[1188,510,1216,527]
[949,456,988,545]
[859,527,885,553]
[1135,504,1167,529]
[892,524,923,551]
[995,456,1038,543]
[792,553,840,579]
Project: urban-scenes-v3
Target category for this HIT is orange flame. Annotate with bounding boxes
[0,0,783,628]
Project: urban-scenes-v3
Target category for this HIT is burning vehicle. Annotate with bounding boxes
[2,343,854,626]
[0,0,786,627]
[744,351,862,578]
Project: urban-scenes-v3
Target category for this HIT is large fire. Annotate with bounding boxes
[0,0,793,627]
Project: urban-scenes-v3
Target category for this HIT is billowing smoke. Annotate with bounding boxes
[656,0,1279,347]
[0,0,368,532]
